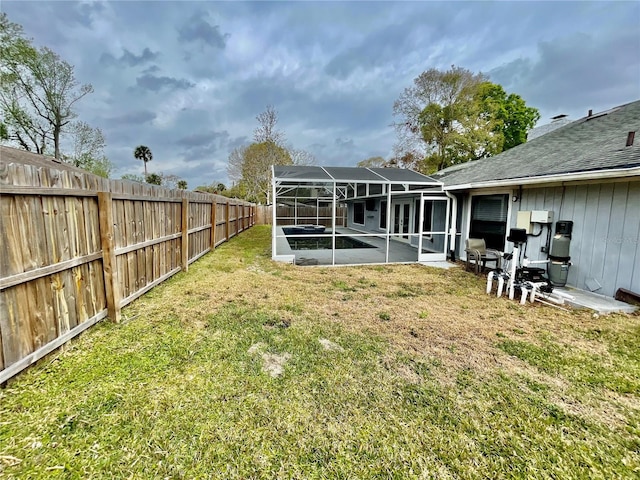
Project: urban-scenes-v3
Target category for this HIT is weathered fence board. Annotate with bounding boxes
[0,146,255,383]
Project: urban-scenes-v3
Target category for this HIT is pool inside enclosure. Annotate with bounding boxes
[271,166,455,266]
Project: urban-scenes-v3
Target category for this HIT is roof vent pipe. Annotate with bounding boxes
[626,131,635,147]
[588,109,593,117]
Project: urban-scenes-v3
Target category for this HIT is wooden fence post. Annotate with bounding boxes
[225,201,230,241]
[235,204,239,236]
[210,200,217,250]
[181,198,189,272]
[98,192,121,323]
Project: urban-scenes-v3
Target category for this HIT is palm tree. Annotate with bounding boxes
[134,145,153,177]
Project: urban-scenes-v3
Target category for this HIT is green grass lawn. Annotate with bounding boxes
[2,226,639,479]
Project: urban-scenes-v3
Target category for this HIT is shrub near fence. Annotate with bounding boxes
[0,146,254,383]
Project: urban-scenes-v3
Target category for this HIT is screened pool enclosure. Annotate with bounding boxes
[272,166,454,266]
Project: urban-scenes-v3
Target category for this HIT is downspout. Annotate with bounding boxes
[445,190,457,261]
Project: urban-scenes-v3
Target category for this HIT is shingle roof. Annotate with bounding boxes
[433,100,640,187]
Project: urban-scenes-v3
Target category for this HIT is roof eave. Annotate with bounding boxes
[443,166,640,191]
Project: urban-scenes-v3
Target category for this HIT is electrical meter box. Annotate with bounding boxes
[531,210,553,224]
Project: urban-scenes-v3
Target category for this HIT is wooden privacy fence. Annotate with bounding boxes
[0,148,254,383]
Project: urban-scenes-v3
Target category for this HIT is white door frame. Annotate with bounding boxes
[418,194,450,262]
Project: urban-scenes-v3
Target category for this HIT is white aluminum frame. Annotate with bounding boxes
[272,166,449,265]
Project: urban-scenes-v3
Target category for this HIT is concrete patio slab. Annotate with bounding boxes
[554,286,637,314]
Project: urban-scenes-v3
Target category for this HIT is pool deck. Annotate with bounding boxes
[274,226,432,265]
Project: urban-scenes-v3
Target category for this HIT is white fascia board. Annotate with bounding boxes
[443,167,640,191]
[275,178,442,186]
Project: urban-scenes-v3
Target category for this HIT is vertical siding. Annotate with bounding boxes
[508,180,640,297]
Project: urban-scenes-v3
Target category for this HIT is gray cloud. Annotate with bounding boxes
[4,0,637,190]
[101,48,159,67]
[106,110,157,126]
[178,12,229,49]
[177,130,230,148]
[176,130,246,162]
[136,74,195,92]
[142,65,161,74]
[335,137,355,149]
[228,136,249,150]
[489,27,640,118]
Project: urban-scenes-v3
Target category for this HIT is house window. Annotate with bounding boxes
[353,202,365,225]
[379,201,387,229]
[470,194,509,250]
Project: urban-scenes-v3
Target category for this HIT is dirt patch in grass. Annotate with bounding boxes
[261,352,292,377]
[319,338,343,351]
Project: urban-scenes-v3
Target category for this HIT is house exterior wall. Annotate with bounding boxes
[512,180,640,298]
[457,188,514,258]
[456,179,640,298]
[346,198,385,232]
[346,195,450,254]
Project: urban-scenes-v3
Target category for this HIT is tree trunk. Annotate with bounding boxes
[54,125,61,159]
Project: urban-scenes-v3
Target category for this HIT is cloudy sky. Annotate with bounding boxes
[4,1,639,188]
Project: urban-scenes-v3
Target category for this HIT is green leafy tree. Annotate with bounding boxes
[220,182,247,200]
[0,15,93,158]
[122,173,145,183]
[393,65,539,173]
[226,105,314,203]
[71,154,112,178]
[227,106,295,203]
[177,180,188,189]
[195,182,226,194]
[477,82,540,150]
[134,145,153,177]
[64,121,112,177]
[1,14,50,153]
[241,141,292,203]
[145,173,162,185]
[161,173,180,189]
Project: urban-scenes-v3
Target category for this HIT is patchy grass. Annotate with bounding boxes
[1,226,639,478]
